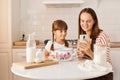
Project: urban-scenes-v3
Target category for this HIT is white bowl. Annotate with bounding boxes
[54,48,75,61]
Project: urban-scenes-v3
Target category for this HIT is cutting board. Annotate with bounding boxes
[12,60,59,69]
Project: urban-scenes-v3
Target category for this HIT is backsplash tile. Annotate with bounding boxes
[15,0,120,42]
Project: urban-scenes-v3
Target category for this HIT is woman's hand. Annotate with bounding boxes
[77,39,94,59]
[77,41,84,59]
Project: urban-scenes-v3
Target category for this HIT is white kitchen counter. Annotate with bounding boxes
[12,42,120,49]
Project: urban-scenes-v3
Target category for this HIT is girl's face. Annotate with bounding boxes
[53,29,67,40]
[80,12,95,33]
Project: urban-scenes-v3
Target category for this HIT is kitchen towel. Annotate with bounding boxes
[78,60,113,72]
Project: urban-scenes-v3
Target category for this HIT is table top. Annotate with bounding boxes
[11,60,110,80]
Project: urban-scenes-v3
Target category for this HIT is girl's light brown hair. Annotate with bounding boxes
[78,8,102,39]
[51,20,69,51]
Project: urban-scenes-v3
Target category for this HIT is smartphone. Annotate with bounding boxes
[79,34,89,43]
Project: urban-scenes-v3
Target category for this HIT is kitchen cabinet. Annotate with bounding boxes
[0,49,10,80]
[12,49,26,62]
[12,49,36,80]
[0,0,12,80]
[110,48,120,80]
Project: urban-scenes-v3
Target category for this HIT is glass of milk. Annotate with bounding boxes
[93,44,107,66]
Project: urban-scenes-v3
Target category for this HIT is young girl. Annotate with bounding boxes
[44,19,69,59]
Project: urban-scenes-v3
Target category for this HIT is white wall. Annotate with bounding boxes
[12,0,21,41]
[17,0,120,42]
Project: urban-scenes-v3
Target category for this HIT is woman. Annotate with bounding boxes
[77,8,113,80]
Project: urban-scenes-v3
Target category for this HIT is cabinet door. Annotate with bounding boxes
[0,52,9,80]
[0,0,12,80]
[0,0,11,48]
[13,49,26,62]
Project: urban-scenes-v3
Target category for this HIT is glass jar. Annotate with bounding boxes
[93,44,107,66]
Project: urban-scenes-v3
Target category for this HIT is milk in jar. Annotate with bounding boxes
[26,33,36,63]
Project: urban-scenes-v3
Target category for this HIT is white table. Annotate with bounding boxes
[11,60,110,80]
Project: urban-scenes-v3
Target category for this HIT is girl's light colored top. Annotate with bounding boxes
[45,40,67,53]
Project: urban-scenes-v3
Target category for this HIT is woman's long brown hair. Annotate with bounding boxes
[51,20,69,51]
[78,8,102,39]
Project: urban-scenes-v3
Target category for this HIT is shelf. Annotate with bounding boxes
[42,0,85,8]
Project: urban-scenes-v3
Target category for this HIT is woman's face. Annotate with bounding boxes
[80,12,95,33]
[53,29,67,40]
